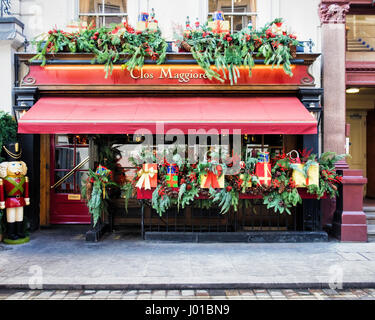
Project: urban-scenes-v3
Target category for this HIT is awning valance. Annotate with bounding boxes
[17,97,317,135]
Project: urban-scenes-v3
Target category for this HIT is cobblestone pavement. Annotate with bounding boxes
[1,288,375,300]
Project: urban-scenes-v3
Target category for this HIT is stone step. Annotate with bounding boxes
[367,225,375,235]
[347,48,373,52]
[347,45,371,48]
[364,205,375,211]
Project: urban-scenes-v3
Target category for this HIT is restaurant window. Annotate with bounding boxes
[243,135,284,159]
[208,0,257,33]
[79,0,128,27]
[346,15,375,53]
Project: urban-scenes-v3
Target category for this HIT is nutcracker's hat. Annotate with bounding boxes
[2,142,22,161]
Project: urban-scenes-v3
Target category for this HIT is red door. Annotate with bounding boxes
[50,134,90,224]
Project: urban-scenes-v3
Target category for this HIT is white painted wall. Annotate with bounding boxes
[19,0,76,47]
[0,42,15,113]
[256,0,322,87]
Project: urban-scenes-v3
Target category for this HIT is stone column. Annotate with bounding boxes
[319,1,367,241]
[319,0,349,154]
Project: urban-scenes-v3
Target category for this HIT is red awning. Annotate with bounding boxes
[18,97,317,134]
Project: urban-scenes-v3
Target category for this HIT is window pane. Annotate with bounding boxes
[80,0,103,13]
[76,171,89,194]
[75,135,89,145]
[54,171,74,193]
[55,134,71,145]
[104,0,126,13]
[264,135,283,147]
[209,0,232,12]
[55,135,88,146]
[76,147,89,168]
[54,171,88,194]
[55,147,74,169]
[79,15,98,28]
[347,15,375,52]
[264,135,283,158]
[233,15,247,31]
[234,0,252,11]
[104,15,125,26]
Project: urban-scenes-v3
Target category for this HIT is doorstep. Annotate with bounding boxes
[144,231,328,243]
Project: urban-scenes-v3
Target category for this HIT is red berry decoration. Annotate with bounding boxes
[180,178,186,184]
[226,186,232,192]
[186,184,192,191]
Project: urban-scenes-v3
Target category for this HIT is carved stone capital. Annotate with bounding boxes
[318,2,350,24]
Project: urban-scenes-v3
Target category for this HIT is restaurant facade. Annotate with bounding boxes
[0,0,368,242]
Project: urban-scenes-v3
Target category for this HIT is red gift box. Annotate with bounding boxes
[255,162,272,187]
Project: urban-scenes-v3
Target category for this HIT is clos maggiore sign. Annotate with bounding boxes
[129,67,209,82]
[21,64,315,87]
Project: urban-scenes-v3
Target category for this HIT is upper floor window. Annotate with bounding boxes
[78,0,257,34]
[346,14,375,53]
[209,0,257,33]
[79,0,127,27]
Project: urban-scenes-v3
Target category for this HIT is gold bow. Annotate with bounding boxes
[136,165,157,190]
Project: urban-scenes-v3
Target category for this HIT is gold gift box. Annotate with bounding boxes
[148,22,158,31]
[136,21,147,31]
[136,21,158,32]
[292,164,319,187]
[200,172,225,189]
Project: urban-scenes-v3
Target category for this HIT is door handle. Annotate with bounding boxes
[51,156,90,189]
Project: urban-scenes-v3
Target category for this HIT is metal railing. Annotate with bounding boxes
[142,200,321,234]
[0,0,11,17]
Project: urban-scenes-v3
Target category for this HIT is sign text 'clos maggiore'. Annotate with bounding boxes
[129,67,209,83]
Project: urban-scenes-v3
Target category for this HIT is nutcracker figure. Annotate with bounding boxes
[0,143,29,241]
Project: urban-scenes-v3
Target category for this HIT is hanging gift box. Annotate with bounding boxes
[95,165,111,177]
[257,151,270,163]
[255,152,271,187]
[207,20,230,33]
[288,150,319,187]
[135,163,158,190]
[166,163,179,188]
[200,165,225,189]
[138,12,149,21]
[255,163,272,186]
[271,21,286,36]
[136,21,148,31]
[292,163,319,187]
[148,21,158,31]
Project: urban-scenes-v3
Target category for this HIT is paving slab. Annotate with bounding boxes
[0,227,375,290]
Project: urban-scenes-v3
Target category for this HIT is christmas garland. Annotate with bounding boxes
[81,166,118,226]
[30,22,168,78]
[31,18,300,84]
[180,18,300,85]
[132,149,344,217]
